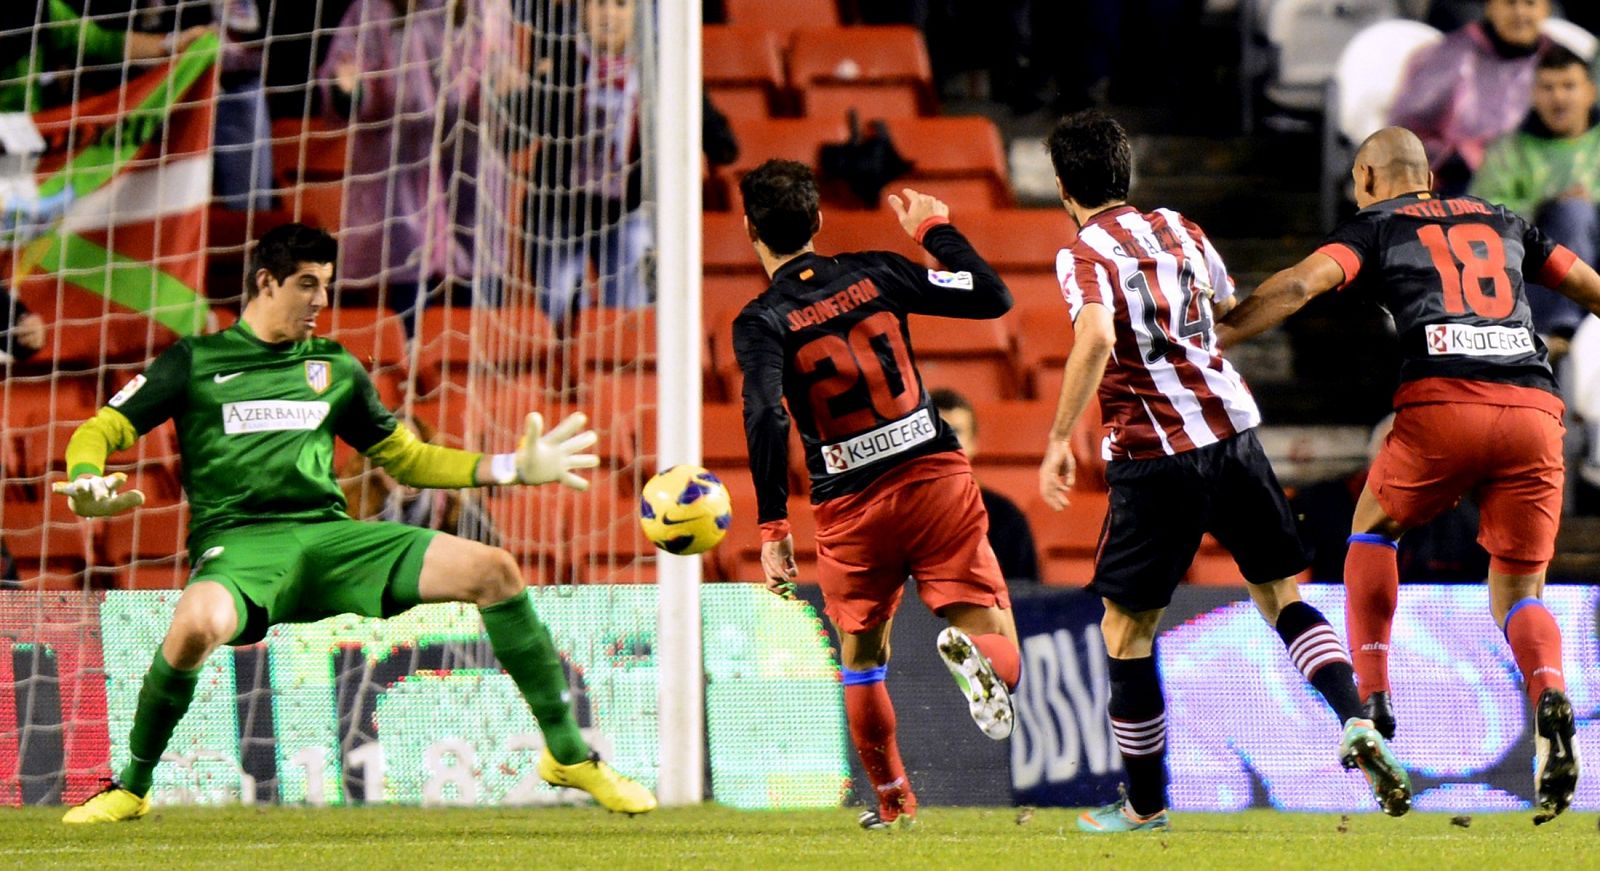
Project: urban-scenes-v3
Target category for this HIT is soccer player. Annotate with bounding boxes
[1038,111,1410,833]
[1218,126,1600,824]
[55,224,655,823]
[734,160,1021,831]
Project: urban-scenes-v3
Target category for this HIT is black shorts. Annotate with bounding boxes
[1092,429,1308,613]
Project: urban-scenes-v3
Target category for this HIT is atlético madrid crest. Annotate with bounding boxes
[305,360,331,394]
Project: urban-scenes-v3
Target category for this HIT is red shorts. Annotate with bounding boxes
[813,452,1010,633]
[1371,398,1564,573]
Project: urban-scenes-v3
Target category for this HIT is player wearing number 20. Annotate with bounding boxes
[1040,112,1409,833]
[733,160,1022,831]
[55,224,654,823]
[1220,127,1600,825]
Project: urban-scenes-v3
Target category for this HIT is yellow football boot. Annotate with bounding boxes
[537,749,658,814]
[62,782,150,824]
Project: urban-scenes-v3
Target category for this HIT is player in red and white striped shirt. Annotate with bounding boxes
[1037,112,1410,833]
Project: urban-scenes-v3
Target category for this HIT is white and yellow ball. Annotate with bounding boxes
[639,465,732,555]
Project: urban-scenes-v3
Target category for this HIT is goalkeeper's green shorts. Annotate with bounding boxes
[187,519,439,645]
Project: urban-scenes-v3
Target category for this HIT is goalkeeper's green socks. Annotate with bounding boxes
[481,593,590,765]
[120,649,201,797]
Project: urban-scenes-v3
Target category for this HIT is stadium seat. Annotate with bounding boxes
[789,26,934,119]
[947,210,1076,273]
[270,117,349,185]
[723,0,838,39]
[703,213,766,277]
[1005,273,1068,310]
[703,275,766,327]
[327,307,408,368]
[288,182,344,233]
[105,421,182,501]
[1542,17,1600,61]
[1015,303,1074,397]
[1185,551,1248,586]
[1263,0,1398,112]
[1027,490,1107,557]
[972,465,1042,510]
[727,117,851,179]
[575,307,656,371]
[1318,18,1442,229]
[100,505,189,565]
[880,117,1013,208]
[2,499,93,571]
[703,26,787,118]
[908,315,1019,399]
[965,401,1055,464]
[799,85,921,124]
[811,211,925,262]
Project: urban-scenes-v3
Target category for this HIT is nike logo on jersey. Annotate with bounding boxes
[213,372,244,384]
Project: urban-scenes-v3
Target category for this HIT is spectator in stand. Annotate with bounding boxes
[1472,45,1600,350]
[526,0,649,330]
[931,388,1040,586]
[2,284,45,365]
[1390,0,1556,195]
[321,0,494,327]
[0,2,209,113]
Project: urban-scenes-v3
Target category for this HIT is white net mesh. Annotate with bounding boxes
[0,0,664,804]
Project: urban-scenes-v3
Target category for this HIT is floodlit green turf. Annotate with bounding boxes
[1,805,1596,870]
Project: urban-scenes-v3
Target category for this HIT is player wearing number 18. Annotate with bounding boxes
[733,160,1023,831]
[1218,127,1600,824]
[55,224,654,823]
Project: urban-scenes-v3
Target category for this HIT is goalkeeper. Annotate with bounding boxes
[57,223,655,823]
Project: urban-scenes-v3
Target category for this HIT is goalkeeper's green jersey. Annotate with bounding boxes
[99,321,399,545]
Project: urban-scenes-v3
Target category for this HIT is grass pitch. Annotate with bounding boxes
[1,805,1596,870]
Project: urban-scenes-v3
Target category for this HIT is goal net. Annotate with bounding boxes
[0,0,846,809]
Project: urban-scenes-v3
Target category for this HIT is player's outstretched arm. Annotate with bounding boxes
[1553,257,1600,319]
[362,413,598,492]
[887,187,1013,319]
[1215,252,1344,349]
[1040,303,1114,511]
[53,408,145,517]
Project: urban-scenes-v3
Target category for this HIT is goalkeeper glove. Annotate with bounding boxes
[492,411,599,490]
[52,472,145,518]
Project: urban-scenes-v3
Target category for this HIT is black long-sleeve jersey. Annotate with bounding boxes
[733,220,1013,524]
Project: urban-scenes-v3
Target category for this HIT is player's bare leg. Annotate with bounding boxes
[1250,576,1410,815]
[838,618,916,830]
[1079,602,1170,832]
[935,603,1020,740]
[64,582,238,824]
[417,534,655,814]
[1488,566,1577,823]
[1345,485,1408,738]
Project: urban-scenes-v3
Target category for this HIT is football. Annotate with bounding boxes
[639,465,733,555]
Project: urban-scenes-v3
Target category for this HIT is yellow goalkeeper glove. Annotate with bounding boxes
[52,471,145,517]
[491,412,600,490]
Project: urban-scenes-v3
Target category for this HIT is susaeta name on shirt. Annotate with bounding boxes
[822,408,937,474]
[222,400,330,434]
[1425,323,1533,357]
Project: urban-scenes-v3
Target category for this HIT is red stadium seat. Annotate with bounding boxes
[724,0,838,38]
[270,117,349,185]
[727,117,851,179]
[1015,303,1075,396]
[882,117,1012,208]
[702,275,766,325]
[799,84,921,123]
[703,26,787,118]
[1007,273,1069,310]
[2,499,93,571]
[908,314,1019,399]
[100,505,189,565]
[1028,491,1108,558]
[326,307,408,368]
[703,213,766,277]
[288,182,344,233]
[575,307,655,371]
[949,210,1076,273]
[789,27,934,117]
[811,211,925,262]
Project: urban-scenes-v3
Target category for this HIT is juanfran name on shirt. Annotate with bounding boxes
[222,400,330,434]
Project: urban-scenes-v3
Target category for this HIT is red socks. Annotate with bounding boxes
[1344,535,1399,701]
[1505,599,1566,706]
[972,633,1021,689]
[842,668,914,820]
